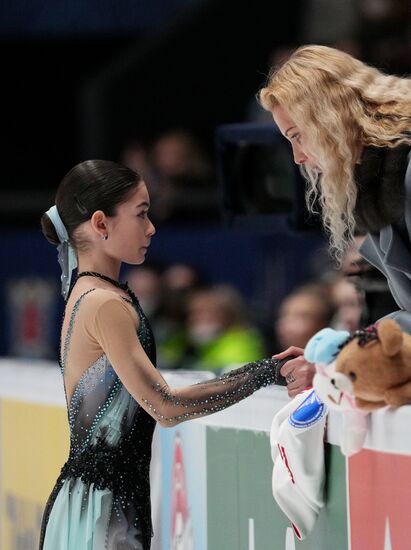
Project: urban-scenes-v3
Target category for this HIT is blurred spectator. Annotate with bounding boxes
[330,276,363,332]
[160,264,205,334]
[126,262,207,370]
[121,131,219,224]
[156,263,206,370]
[326,235,365,332]
[121,140,152,179]
[151,130,211,183]
[148,130,219,224]
[274,283,336,350]
[162,263,203,292]
[125,264,164,321]
[182,285,265,373]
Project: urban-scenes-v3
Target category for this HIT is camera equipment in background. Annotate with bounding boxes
[215,123,322,231]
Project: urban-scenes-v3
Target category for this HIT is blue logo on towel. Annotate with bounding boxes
[289,391,326,428]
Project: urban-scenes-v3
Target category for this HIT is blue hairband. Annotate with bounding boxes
[46,205,78,301]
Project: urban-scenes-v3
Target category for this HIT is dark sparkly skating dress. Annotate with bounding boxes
[39,273,285,550]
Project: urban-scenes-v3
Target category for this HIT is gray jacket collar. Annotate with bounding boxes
[360,152,411,274]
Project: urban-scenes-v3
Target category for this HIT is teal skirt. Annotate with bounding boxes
[42,477,144,549]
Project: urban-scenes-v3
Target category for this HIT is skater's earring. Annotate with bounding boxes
[102,234,108,240]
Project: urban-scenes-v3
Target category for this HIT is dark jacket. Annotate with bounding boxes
[358,146,411,331]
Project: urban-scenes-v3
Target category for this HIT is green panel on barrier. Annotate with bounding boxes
[206,427,348,550]
[236,429,290,550]
[206,427,240,548]
[302,444,348,549]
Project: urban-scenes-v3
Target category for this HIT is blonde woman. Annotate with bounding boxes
[258,45,411,394]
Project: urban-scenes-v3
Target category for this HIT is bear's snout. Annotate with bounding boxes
[331,372,354,395]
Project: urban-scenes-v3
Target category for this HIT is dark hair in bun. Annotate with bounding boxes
[41,160,142,250]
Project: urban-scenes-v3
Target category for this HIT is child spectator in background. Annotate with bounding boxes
[183,285,265,373]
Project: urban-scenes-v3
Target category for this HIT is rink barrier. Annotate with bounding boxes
[1,359,411,550]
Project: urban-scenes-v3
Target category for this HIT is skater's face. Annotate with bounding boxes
[271,105,320,170]
[98,181,156,265]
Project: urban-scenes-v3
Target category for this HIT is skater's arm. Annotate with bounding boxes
[91,296,287,427]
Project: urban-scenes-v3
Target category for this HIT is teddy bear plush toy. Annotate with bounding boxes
[304,318,411,455]
[307,319,411,411]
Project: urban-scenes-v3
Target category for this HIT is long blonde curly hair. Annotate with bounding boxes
[258,44,411,262]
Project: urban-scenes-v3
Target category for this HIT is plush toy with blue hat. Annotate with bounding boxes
[304,327,350,365]
[304,327,358,411]
[304,318,411,455]
[304,326,368,456]
[307,319,411,411]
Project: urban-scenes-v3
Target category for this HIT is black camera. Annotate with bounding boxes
[215,122,321,231]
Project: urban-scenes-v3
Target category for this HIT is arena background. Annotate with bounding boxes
[0,1,410,549]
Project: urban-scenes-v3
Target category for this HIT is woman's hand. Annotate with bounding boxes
[273,346,316,398]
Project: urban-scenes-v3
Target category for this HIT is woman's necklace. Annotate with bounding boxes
[71,270,139,305]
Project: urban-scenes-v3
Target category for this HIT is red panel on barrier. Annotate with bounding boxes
[348,449,411,550]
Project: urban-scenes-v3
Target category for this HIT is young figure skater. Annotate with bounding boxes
[258,44,411,393]
[39,160,287,550]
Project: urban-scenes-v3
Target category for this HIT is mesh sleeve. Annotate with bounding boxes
[91,297,288,427]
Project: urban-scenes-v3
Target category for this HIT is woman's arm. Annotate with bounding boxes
[273,346,316,398]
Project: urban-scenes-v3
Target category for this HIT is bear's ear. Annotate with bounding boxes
[378,319,403,357]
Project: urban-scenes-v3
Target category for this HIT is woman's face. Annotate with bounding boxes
[104,182,156,265]
[271,105,320,170]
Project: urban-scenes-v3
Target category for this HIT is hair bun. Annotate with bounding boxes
[40,211,60,246]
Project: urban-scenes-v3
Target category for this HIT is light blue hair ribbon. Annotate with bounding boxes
[46,205,78,301]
